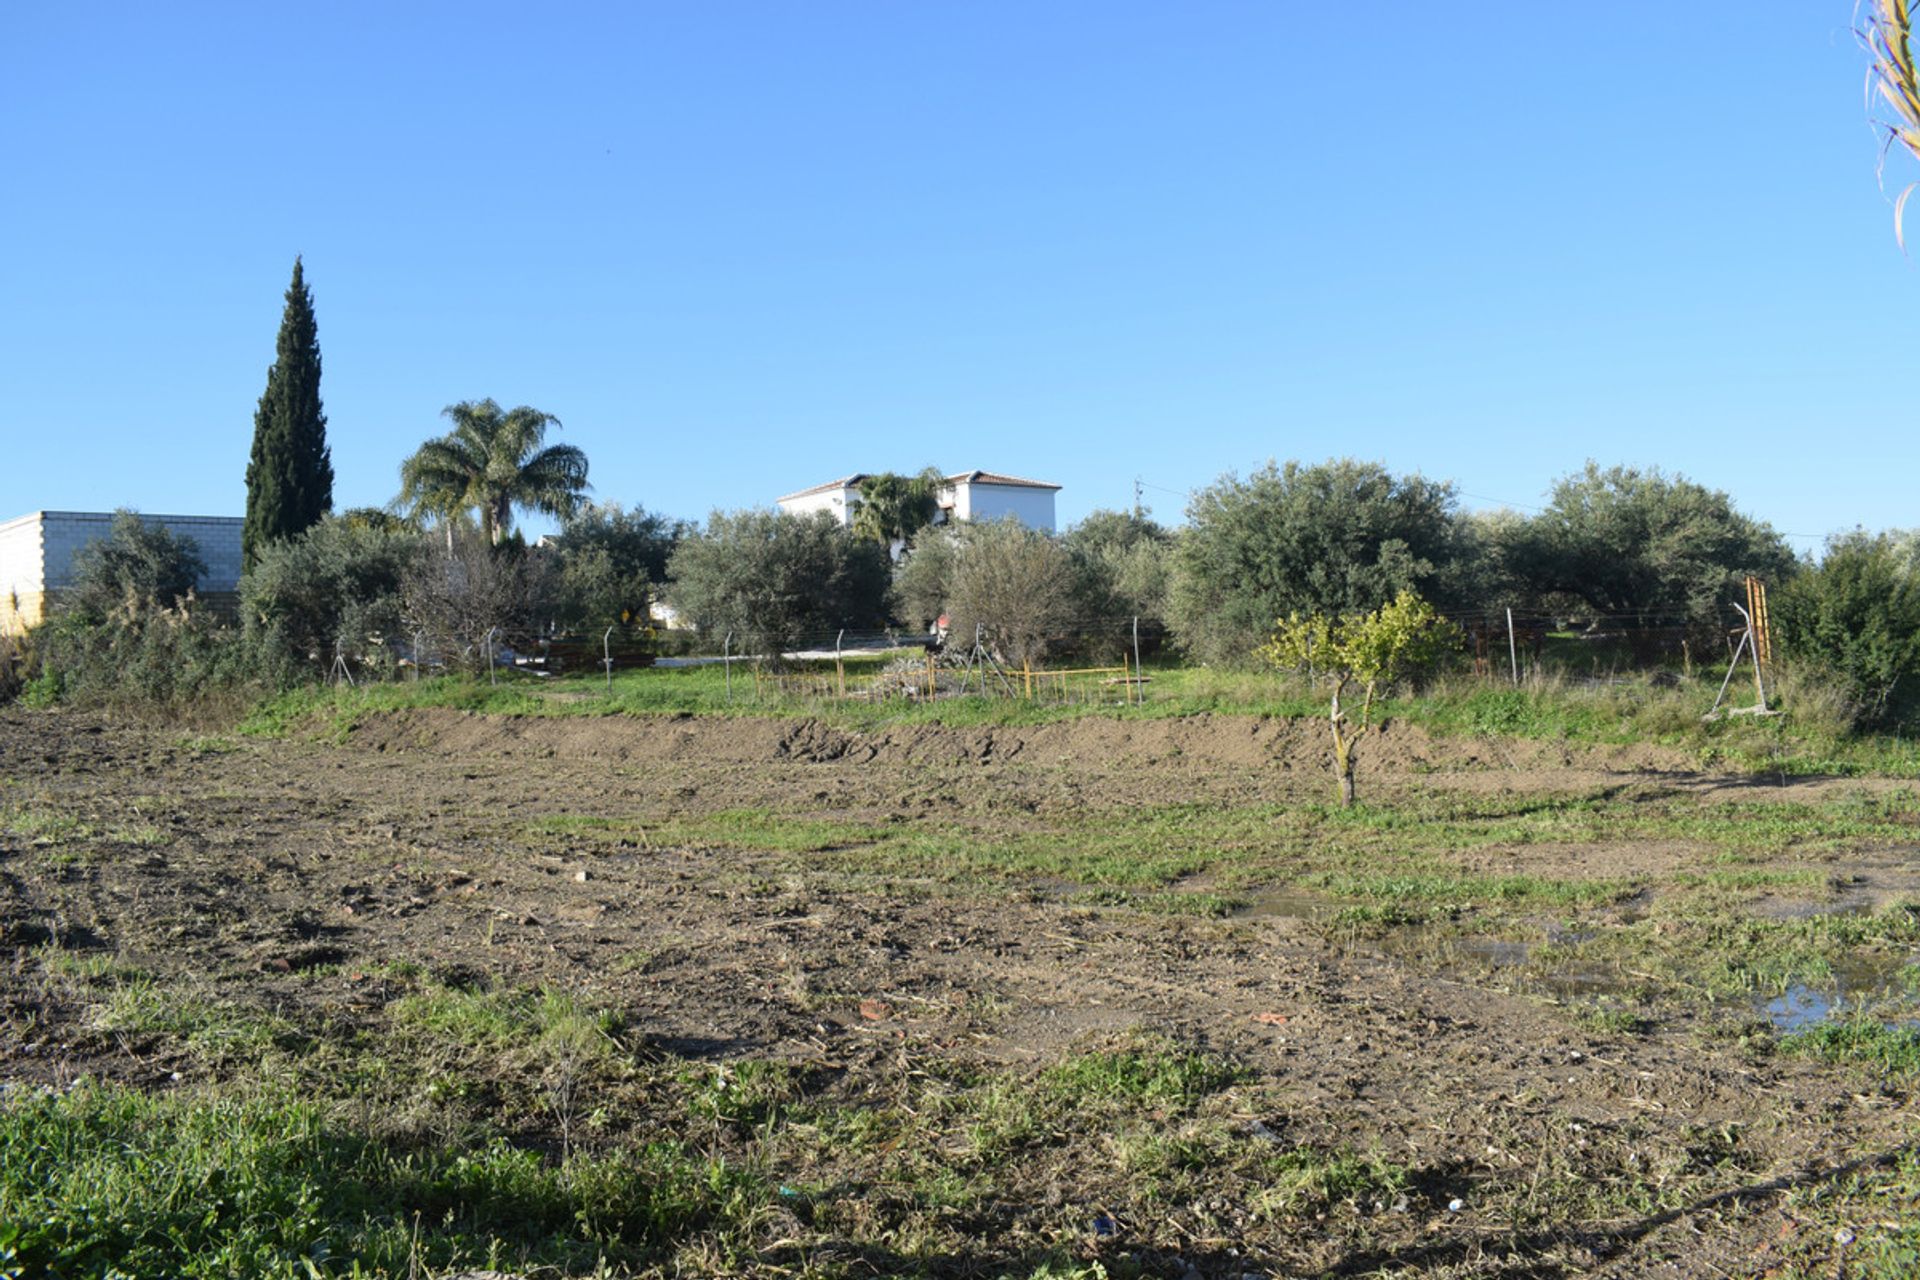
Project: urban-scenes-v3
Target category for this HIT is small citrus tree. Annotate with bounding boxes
[1261,591,1455,806]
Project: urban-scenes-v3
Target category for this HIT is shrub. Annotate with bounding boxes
[546,501,686,631]
[942,519,1085,668]
[1064,508,1173,652]
[1506,462,1797,646]
[1773,531,1920,729]
[241,517,423,682]
[63,509,208,622]
[401,533,559,675]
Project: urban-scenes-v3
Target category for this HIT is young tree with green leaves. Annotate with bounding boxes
[1261,591,1456,807]
[397,400,589,545]
[243,258,333,569]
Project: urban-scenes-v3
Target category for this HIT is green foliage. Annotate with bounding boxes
[1264,591,1457,804]
[0,1082,763,1278]
[1508,462,1795,631]
[848,468,944,550]
[63,510,207,622]
[1262,591,1456,698]
[398,399,588,545]
[1773,530,1920,729]
[244,257,333,570]
[942,519,1085,667]
[1170,459,1458,665]
[892,523,963,630]
[241,516,424,681]
[32,603,250,709]
[665,509,890,658]
[548,501,686,630]
[1064,508,1173,641]
[28,512,255,708]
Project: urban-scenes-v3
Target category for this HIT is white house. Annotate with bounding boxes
[0,510,245,634]
[776,470,1061,534]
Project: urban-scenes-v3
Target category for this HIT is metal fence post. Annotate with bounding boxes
[485,627,499,687]
[724,630,733,704]
[1132,615,1143,704]
[603,625,615,695]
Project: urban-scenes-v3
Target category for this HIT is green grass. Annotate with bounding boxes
[1040,1041,1245,1107]
[1780,1020,1920,1075]
[0,1083,763,1280]
[1305,870,1636,909]
[0,800,168,849]
[230,660,1920,779]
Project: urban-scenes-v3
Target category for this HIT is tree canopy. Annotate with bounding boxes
[1507,463,1795,628]
[398,400,589,545]
[243,258,333,569]
[1169,459,1458,664]
[665,510,890,659]
[1262,591,1455,806]
[1774,530,1920,729]
[850,469,945,553]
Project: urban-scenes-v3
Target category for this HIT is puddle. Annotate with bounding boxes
[1233,892,1340,923]
[1760,954,1920,1031]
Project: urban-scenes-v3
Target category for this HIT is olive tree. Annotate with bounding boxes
[666,509,890,660]
[1170,459,1458,665]
[941,519,1083,669]
[1507,463,1795,637]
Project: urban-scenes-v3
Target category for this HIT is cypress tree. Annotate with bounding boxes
[243,257,333,569]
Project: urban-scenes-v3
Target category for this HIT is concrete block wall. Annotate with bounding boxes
[0,511,246,633]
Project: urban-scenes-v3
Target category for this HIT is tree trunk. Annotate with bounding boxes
[1330,677,1356,807]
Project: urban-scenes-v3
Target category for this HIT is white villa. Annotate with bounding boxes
[776,470,1061,534]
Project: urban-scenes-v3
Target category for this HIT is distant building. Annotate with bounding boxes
[776,470,1061,534]
[0,510,244,634]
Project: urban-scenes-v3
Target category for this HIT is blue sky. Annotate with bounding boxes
[2,3,1910,552]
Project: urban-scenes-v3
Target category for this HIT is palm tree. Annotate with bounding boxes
[850,468,945,554]
[1864,0,1920,247]
[398,400,590,545]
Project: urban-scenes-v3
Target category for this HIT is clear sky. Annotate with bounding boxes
[2,3,1911,552]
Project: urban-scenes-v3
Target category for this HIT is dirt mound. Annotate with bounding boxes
[341,706,1692,786]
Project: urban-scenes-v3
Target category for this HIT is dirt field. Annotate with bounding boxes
[4,705,1918,1278]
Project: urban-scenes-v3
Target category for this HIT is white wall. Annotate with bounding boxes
[776,488,857,526]
[0,512,45,633]
[951,483,1056,532]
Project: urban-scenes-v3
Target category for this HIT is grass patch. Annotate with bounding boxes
[0,1082,763,1279]
[231,662,1920,780]
[1780,1020,1920,1075]
[1042,1040,1245,1108]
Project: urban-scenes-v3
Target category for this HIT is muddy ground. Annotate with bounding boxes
[2,706,1917,1278]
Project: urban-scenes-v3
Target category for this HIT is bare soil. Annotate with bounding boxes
[2,706,1915,1278]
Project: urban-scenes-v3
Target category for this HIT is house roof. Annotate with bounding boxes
[779,470,1062,504]
[776,475,867,504]
[943,470,1062,491]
